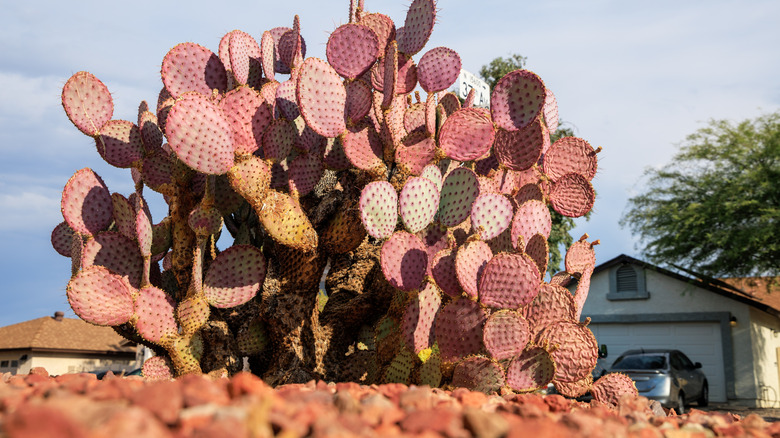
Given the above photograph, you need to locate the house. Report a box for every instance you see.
[581,254,780,408]
[0,312,139,376]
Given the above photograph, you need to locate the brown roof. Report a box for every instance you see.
[0,314,136,353]
[720,277,780,314]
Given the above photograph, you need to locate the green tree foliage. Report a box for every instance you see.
[621,112,780,279]
[480,53,581,276]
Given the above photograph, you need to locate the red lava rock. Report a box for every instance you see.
[228,372,273,398]
[56,372,99,395]
[506,417,576,438]
[28,367,49,377]
[543,393,571,413]
[188,414,250,438]
[399,385,436,411]
[130,379,183,425]
[376,382,408,403]
[401,406,468,437]
[94,405,174,438]
[179,374,231,407]
[453,387,489,408]
[463,406,510,438]
[3,403,89,438]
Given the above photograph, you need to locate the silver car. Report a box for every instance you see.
[609,349,708,414]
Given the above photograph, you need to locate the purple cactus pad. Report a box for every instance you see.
[417,47,461,93]
[399,176,440,234]
[327,23,380,80]
[161,42,227,98]
[455,240,493,300]
[470,193,514,240]
[438,108,495,161]
[380,231,428,292]
[204,244,267,308]
[478,253,541,309]
[297,57,348,138]
[490,70,545,131]
[61,71,113,136]
[434,298,488,362]
[61,168,113,236]
[66,266,135,327]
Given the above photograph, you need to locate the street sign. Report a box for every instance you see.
[452,69,490,108]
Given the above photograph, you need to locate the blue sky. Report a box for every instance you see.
[1,0,778,327]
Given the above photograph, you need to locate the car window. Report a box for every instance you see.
[612,354,666,370]
[669,352,684,370]
[678,352,695,369]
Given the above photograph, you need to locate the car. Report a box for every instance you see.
[609,349,708,414]
[89,368,142,379]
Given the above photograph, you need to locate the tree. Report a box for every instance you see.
[621,112,780,280]
[480,54,581,276]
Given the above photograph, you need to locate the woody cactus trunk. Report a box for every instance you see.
[52,0,634,401]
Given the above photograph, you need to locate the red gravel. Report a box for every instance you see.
[1,368,778,437]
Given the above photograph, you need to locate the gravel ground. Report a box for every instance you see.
[700,404,780,423]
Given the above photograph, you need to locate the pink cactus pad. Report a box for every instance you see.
[535,320,598,383]
[142,356,173,381]
[277,25,306,73]
[490,70,546,131]
[439,108,495,161]
[493,119,548,171]
[322,137,351,170]
[395,132,436,176]
[165,93,234,175]
[417,47,461,93]
[399,176,440,234]
[220,86,273,155]
[259,31,276,83]
[510,199,552,251]
[591,373,639,407]
[327,23,380,79]
[66,266,134,326]
[397,0,436,55]
[188,206,223,236]
[81,232,144,290]
[438,92,460,117]
[431,248,460,298]
[61,71,113,136]
[359,181,398,239]
[262,118,296,163]
[110,193,135,241]
[543,137,598,182]
[51,221,75,257]
[437,167,480,227]
[228,30,263,88]
[259,81,279,112]
[345,80,373,124]
[463,88,476,109]
[565,239,596,276]
[269,27,292,73]
[135,285,178,344]
[204,244,266,308]
[506,346,556,392]
[294,120,326,155]
[523,283,577,335]
[138,110,163,153]
[515,183,544,205]
[61,168,113,236]
[135,197,153,257]
[297,57,347,138]
[452,356,505,394]
[543,87,559,135]
[478,253,541,309]
[416,222,449,276]
[93,120,144,168]
[434,298,488,362]
[275,78,300,120]
[483,310,530,360]
[343,124,384,172]
[403,102,426,134]
[141,152,173,195]
[420,164,443,191]
[549,173,595,218]
[525,234,549,276]
[470,193,513,240]
[486,228,514,255]
[288,153,324,196]
[372,50,418,97]
[455,240,492,299]
[401,283,441,354]
[358,13,396,56]
[380,231,428,292]
[161,42,227,98]
[424,93,437,136]
[554,376,594,398]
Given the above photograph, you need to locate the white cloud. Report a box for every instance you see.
[0,190,61,232]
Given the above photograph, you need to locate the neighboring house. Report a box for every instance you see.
[0,312,139,376]
[581,254,780,408]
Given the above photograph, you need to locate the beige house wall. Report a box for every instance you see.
[0,350,138,376]
[748,308,780,408]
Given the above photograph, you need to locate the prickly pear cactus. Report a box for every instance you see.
[53,0,620,397]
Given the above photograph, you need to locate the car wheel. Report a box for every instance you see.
[697,382,709,407]
[676,392,686,414]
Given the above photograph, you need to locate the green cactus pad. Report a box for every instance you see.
[397,0,436,55]
[327,23,380,80]
[505,346,556,392]
[455,240,492,300]
[434,298,487,362]
[478,252,541,309]
[66,265,135,326]
[543,88,559,135]
[395,132,437,176]
[438,108,495,162]
[416,347,442,387]
[490,69,545,131]
[380,231,428,292]
[161,42,227,98]
[82,231,144,290]
[288,153,324,196]
[165,93,234,175]
[399,176,440,234]
[61,168,113,236]
[141,356,174,381]
[358,13,395,56]
[51,221,75,257]
[383,347,415,384]
[452,355,505,394]
[61,71,113,136]
[437,167,480,228]
[483,310,531,361]
[95,119,144,168]
[135,285,178,345]
[236,317,269,356]
[220,86,273,155]
[543,137,598,182]
[256,190,318,252]
[417,47,461,93]
[470,193,514,240]
[297,57,347,138]
[375,315,402,365]
[345,80,373,125]
[510,199,552,252]
[359,181,398,239]
[228,30,263,88]
[549,173,595,218]
[401,283,441,354]
[590,372,638,407]
[535,320,598,383]
[493,120,548,171]
[431,248,460,297]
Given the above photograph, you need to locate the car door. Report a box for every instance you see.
[677,352,703,397]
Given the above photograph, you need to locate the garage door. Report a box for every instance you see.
[589,322,727,403]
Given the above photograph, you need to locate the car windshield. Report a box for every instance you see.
[612,354,667,370]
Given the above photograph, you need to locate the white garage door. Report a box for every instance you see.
[589,322,727,403]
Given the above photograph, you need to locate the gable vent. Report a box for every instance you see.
[616,265,637,292]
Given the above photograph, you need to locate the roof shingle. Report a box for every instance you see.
[0,315,135,353]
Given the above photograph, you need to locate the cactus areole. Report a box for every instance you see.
[54,0,629,400]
